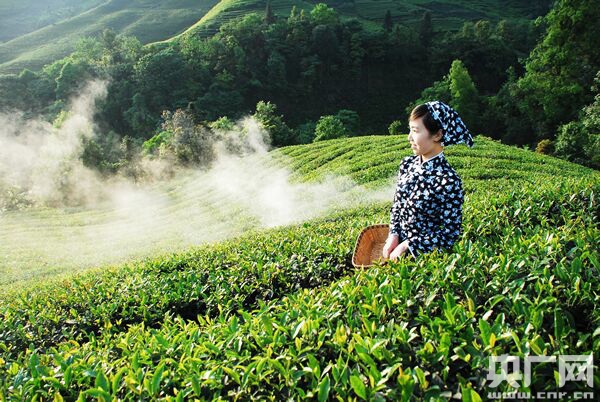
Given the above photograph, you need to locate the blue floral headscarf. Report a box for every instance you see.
[425,101,474,148]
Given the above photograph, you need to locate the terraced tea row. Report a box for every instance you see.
[1,172,597,398]
[1,135,598,399]
[0,186,597,398]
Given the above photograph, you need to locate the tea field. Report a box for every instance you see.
[0,134,598,399]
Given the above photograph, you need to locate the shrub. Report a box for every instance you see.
[155,109,216,167]
[253,101,293,147]
[294,121,317,144]
[335,109,360,136]
[142,130,173,155]
[388,120,404,136]
[554,121,589,165]
[535,139,554,155]
[314,115,348,142]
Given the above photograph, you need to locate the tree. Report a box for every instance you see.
[448,59,479,128]
[311,25,339,62]
[264,0,275,25]
[310,3,338,26]
[153,109,216,167]
[407,76,451,116]
[388,120,404,136]
[347,32,365,82]
[253,100,293,146]
[288,5,297,22]
[554,121,589,165]
[335,109,360,136]
[406,60,479,132]
[266,51,287,91]
[294,121,317,144]
[473,20,492,42]
[81,131,124,174]
[555,70,600,167]
[489,67,535,145]
[124,93,158,138]
[535,139,554,155]
[516,0,600,140]
[314,115,348,141]
[55,58,94,100]
[132,48,191,117]
[419,11,433,48]
[383,10,393,32]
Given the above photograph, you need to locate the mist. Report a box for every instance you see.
[0,80,392,286]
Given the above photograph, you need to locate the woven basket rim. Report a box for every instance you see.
[352,223,389,268]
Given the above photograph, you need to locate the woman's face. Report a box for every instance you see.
[407,117,442,156]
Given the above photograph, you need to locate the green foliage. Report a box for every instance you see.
[554,122,591,166]
[448,59,479,129]
[408,76,452,117]
[419,11,433,48]
[314,115,348,142]
[208,116,236,131]
[253,100,292,147]
[0,183,33,212]
[535,139,554,155]
[0,135,598,399]
[388,120,404,136]
[142,130,173,155]
[0,0,571,158]
[515,0,600,139]
[0,0,214,74]
[310,3,339,26]
[334,109,360,136]
[157,109,216,167]
[408,59,480,132]
[127,47,192,134]
[554,71,600,168]
[293,121,317,144]
[52,110,70,128]
[55,58,94,100]
[313,110,360,142]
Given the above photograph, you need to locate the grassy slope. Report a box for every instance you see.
[0,134,598,398]
[0,0,544,74]
[0,0,104,42]
[0,0,219,74]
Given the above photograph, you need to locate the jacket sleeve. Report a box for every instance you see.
[389,193,401,236]
[407,175,463,256]
[389,157,410,236]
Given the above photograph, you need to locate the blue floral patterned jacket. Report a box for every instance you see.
[389,151,463,257]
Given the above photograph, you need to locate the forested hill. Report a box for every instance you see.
[167,0,550,41]
[0,0,550,74]
[0,0,220,74]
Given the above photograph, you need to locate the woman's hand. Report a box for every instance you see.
[382,234,399,259]
[389,239,410,261]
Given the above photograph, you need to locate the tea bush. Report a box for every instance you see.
[0,135,598,399]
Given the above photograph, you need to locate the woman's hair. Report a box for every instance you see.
[409,104,442,140]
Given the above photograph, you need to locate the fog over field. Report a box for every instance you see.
[0,80,392,285]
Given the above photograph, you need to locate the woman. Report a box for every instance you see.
[382,101,474,260]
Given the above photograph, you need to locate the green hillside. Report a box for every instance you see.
[167,0,547,42]
[0,0,549,74]
[0,0,219,74]
[0,0,104,43]
[0,135,598,398]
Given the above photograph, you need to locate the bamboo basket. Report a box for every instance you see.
[352,224,390,268]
